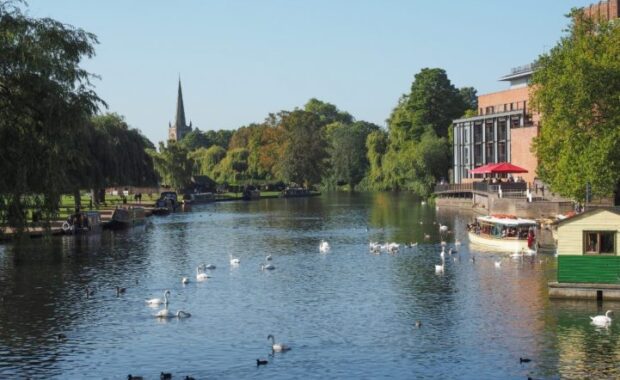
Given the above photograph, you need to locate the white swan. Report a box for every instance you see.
[590,310,613,327]
[261,263,275,270]
[181,277,190,284]
[146,290,170,306]
[154,309,192,319]
[387,242,399,253]
[439,224,448,233]
[435,257,445,273]
[319,240,330,253]
[440,250,445,260]
[196,266,210,281]
[494,260,502,268]
[230,255,240,265]
[267,334,291,352]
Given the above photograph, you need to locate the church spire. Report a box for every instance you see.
[175,78,187,131]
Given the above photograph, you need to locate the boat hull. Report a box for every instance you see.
[468,231,530,252]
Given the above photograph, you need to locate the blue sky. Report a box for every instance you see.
[27,0,593,145]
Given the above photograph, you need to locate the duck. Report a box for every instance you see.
[230,254,241,265]
[256,358,269,366]
[266,254,273,261]
[155,309,191,319]
[116,286,126,296]
[196,266,210,281]
[146,290,170,306]
[268,334,291,352]
[160,372,172,380]
[85,287,95,298]
[184,376,196,380]
[414,320,422,328]
[590,310,613,327]
[520,357,532,363]
[181,277,190,284]
[424,234,431,240]
[204,263,216,270]
[319,240,330,253]
[128,375,144,380]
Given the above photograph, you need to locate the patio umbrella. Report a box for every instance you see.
[469,163,501,174]
[488,162,528,174]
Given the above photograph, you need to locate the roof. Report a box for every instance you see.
[477,215,537,226]
[555,207,620,227]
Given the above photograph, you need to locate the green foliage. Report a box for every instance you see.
[179,128,233,151]
[531,11,620,201]
[279,110,327,186]
[459,87,478,112]
[304,98,353,125]
[189,145,226,177]
[149,142,193,191]
[215,148,250,183]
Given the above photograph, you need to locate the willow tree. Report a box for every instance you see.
[0,1,103,229]
[532,10,620,202]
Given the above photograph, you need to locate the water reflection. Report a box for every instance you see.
[0,193,617,378]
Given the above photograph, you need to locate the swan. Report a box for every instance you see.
[369,242,381,253]
[267,334,291,352]
[261,263,275,270]
[146,290,170,306]
[319,240,330,253]
[424,234,431,240]
[494,260,502,268]
[435,257,445,273]
[155,309,192,319]
[387,242,399,252]
[181,277,190,284]
[440,250,445,259]
[439,224,448,232]
[196,266,210,281]
[230,255,240,265]
[266,255,273,261]
[590,310,613,327]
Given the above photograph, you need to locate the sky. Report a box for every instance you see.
[26,0,594,145]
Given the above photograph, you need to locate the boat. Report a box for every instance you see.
[467,214,537,252]
[152,191,180,215]
[61,211,102,234]
[280,187,320,198]
[106,207,146,229]
[186,192,215,205]
[242,186,260,201]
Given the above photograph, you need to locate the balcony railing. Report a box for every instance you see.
[435,182,527,195]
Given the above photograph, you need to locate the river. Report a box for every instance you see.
[0,192,618,379]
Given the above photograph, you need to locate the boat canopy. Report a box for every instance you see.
[477,215,537,226]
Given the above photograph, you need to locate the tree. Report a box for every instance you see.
[278,110,327,186]
[531,11,620,201]
[459,87,478,113]
[326,121,380,189]
[149,142,193,191]
[189,145,226,177]
[304,98,353,125]
[0,0,103,228]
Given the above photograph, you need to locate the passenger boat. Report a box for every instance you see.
[106,207,146,229]
[467,214,537,252]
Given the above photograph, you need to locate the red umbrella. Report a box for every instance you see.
[469,163,500,174]
[489,162,528,174]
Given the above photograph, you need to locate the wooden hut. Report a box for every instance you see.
[549,208,620,300]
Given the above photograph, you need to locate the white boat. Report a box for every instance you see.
[467,215,537,252]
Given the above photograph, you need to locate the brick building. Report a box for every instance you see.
[452,64,539,184]
[582,0,619,22]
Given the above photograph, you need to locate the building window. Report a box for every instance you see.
[485,143,495,164]
[474,144,483,166]
[474,122,483,143]
[485,122,494,140]
[498,119,507,141]
[498,142,506,162]
[584,231,616,255]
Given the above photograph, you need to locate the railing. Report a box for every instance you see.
[435,182,527,195]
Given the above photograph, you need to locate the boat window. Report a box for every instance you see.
[584,231,616,255]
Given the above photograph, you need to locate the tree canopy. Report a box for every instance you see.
[531,11,620,201]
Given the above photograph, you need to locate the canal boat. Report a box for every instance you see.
[152,191,180,215]
[106,207,146,229]
[61,211,102,234]
[468,214,537,252]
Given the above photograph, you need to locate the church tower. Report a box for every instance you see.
[168,78,192,141]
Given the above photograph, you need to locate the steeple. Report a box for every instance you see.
[168,77,192,141]
[175,78,187,131]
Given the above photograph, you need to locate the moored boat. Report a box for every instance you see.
[106,207,146,229]
[468,214,537,252]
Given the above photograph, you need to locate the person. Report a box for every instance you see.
[527,228,535,249]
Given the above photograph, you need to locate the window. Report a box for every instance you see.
[584,231,616,254]
[498,119,507,141]
[498,142,506,162]
[485,121,494,141]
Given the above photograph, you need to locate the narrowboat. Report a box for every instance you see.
[106,207,146,229]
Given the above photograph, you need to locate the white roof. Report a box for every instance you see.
[477,215,537,226]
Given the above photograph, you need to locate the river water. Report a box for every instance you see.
[0,193,618,379]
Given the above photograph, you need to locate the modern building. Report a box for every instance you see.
[549,207,620,300]
[168,79,192,142]
[452,64,539,184]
